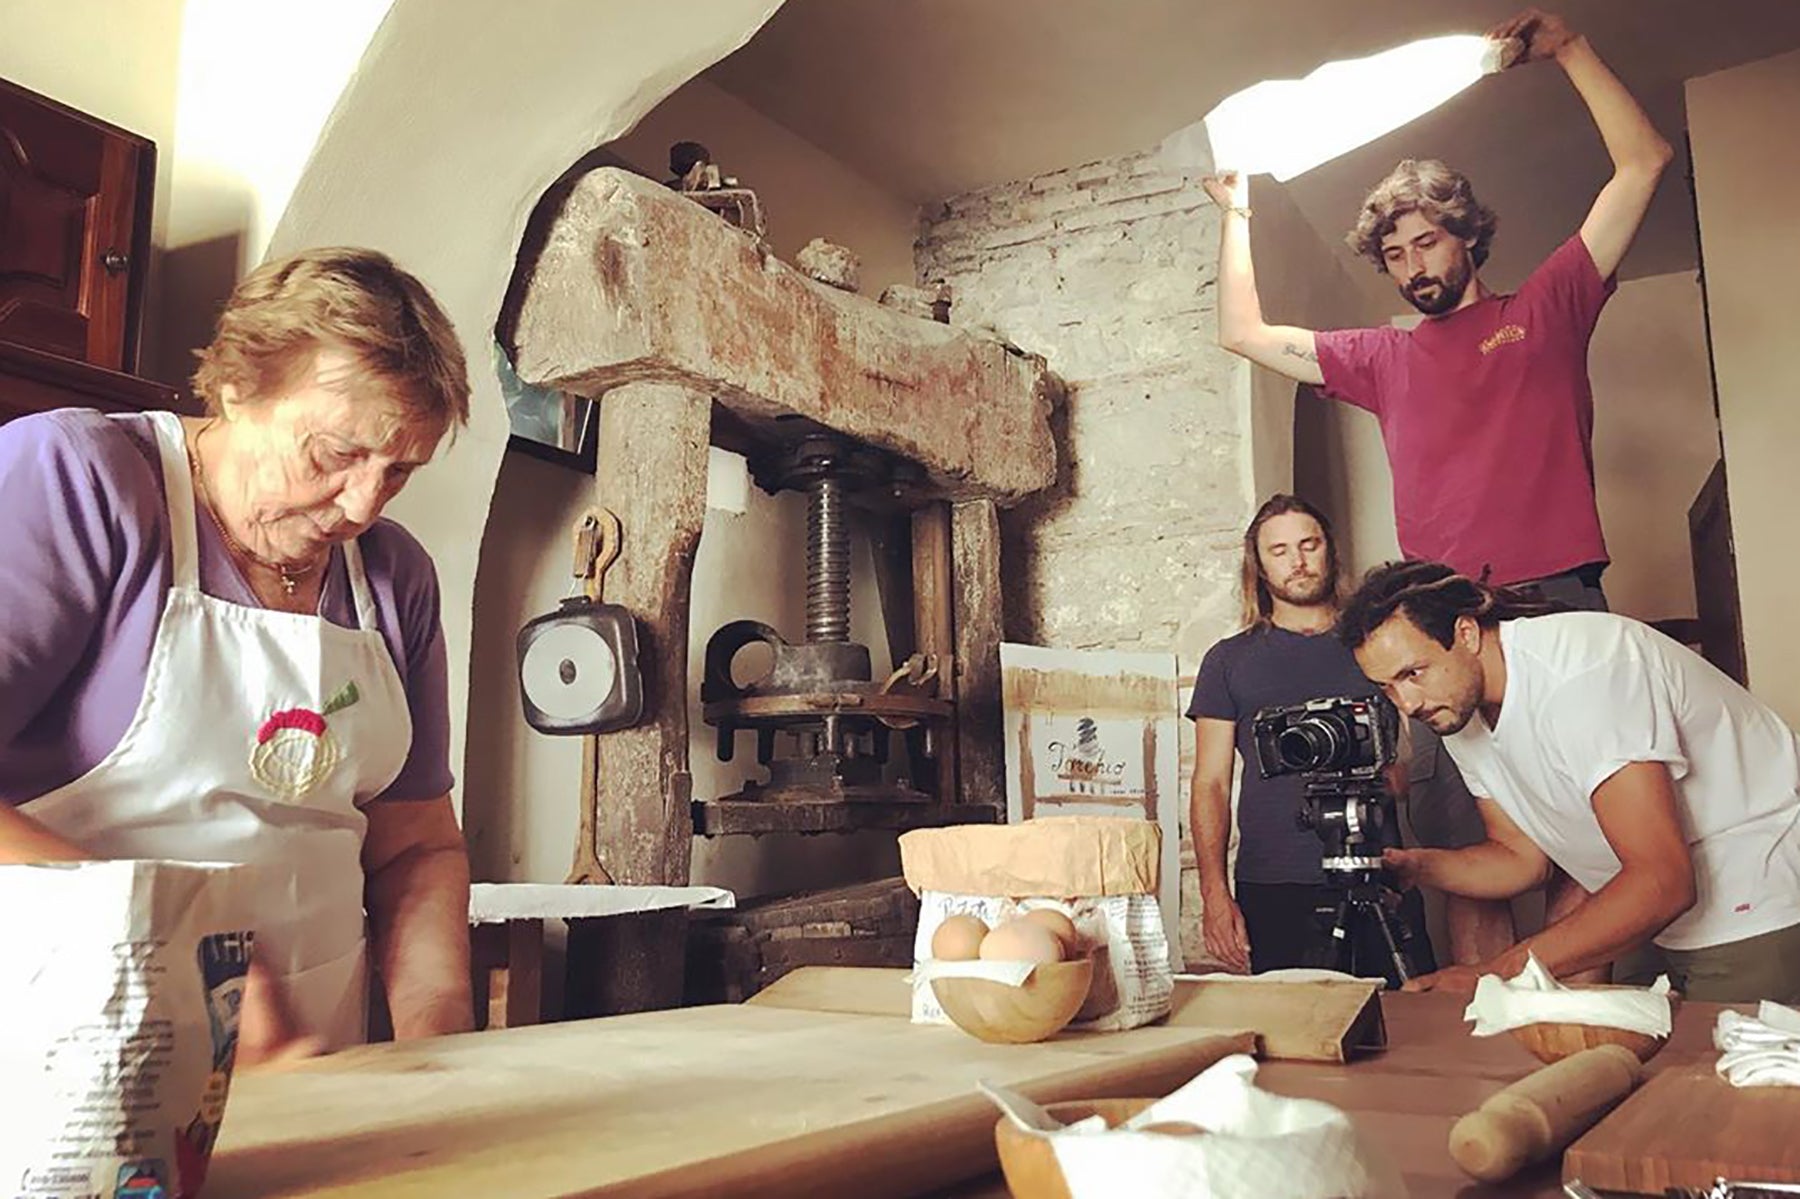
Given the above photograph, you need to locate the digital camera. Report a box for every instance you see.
[1252,694,1398,781]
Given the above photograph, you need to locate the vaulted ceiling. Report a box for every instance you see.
[707,0,1800,304]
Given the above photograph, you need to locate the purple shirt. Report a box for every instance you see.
[0,409,454,804]
[1314,235,1616,587]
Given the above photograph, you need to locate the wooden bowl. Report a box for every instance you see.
[931,958,1095,1044]
[994,1098,1159,1199]
[1508,986,1683,1064]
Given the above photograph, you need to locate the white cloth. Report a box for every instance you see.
[1444,614,1800,950]
[23,412,411,1051]
[1714,1001,1800,1087]
[1195,35,1509,182]
[467,882,734,923]
[1463,954,1672,1037]
[985,1055,1405,1199]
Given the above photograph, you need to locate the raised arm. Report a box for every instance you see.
[1489,9,1674,278]
[1202,171,1325,386]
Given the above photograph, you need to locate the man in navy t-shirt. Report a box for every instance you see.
[1200,9,1673,608]
[1189,494,1454,981]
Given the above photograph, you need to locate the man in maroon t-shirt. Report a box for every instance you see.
[1202,8,1673,607]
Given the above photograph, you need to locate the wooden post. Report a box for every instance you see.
[471,919,544,1030]
[950,499,1004,810]
[912,502,957,804]
[586,381,710,887]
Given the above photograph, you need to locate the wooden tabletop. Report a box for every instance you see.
[939,986,1737,1199]
[207,968,1735,1199]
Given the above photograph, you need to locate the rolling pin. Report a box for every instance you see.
[1449,1043,1644,1182]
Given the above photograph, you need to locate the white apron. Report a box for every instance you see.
[24,412,412,1050]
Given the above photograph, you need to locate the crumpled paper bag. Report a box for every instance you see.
[0,860,258,1199]
[983,1054,1406,1199]
[1464,954,1672,1037]
[1715,1001,1800,1087]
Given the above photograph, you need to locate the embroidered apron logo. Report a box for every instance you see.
[251,681,360,798]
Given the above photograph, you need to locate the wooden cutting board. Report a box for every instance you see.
[204,1002,1253,1199]
[1563,1065,1800,1193]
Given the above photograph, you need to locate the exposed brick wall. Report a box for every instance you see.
[917,149,1260,968]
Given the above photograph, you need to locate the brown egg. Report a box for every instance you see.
[978,917,1066,965]
[930,914,991,962]
[1020,907,1081,954]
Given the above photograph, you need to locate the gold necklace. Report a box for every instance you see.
[189,422,321,599]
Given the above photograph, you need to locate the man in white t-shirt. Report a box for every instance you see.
[1337,560,1800,1002]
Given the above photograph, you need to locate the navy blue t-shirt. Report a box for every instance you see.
[1187,624,1390,886]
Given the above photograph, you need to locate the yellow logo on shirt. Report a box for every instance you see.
[1479,324,1527,355]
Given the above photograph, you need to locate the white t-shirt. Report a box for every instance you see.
[1444,613,1800,950]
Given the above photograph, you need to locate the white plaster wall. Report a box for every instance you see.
[155,0,396,383]
[608,78,918,296]
[1688,48,1800,726]
[261,0,788,830]
[1589,271,1720,622]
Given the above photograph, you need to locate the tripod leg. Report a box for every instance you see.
[1370,899,1414,985]
[1324,894,1357,974]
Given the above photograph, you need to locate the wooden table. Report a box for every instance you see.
[207,968,1736,1198]
[938,985,1736,1198]
[204,982,1251,1198]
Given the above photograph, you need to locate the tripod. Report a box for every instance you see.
[1316,872,1426,987]
[1300,775,1429,988]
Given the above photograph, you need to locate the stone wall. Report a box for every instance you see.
[916,149,1260,967]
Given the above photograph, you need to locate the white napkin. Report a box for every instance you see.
[910,958,1038,988]
[1462,954,1673,1037]
[1714,1001,1800,1087]
[1178,967,1387,988]
[982,1055,1406,1199]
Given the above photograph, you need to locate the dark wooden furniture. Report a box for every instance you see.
[0,75,182,417]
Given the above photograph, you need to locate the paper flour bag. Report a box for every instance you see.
[0,860,259,1199]
[902,817,1173,1031]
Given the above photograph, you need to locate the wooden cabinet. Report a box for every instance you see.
[0,75,179,417]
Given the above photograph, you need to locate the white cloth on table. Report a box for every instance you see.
[1715,1001,1800,1087]
[983,1054,1406,1199]
[1463,953,1672,1037]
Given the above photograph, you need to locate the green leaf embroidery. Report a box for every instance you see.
[322,680,361,716]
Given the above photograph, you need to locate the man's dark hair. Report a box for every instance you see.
[1338,560,1568,652]
[1347,158,1499,271]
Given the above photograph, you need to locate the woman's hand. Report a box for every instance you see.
[235,956,324,1070]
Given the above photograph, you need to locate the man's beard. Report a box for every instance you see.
[1268,572,1332,608]
[1401,254,1473,316]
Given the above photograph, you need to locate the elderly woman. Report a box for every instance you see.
[0,247,474,1057]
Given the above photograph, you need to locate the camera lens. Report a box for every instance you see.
[1277,716,1347,772]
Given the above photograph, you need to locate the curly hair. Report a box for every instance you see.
[1346,159,1499,272]
[193,247,470,435]
[1337,560,1566,652]
[1239,493,1345,630]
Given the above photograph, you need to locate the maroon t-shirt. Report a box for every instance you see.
[1314,235,1616,586]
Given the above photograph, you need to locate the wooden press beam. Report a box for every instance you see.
[585,381,710,887]
[912,503,957,803]
[950,499,1005,809]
